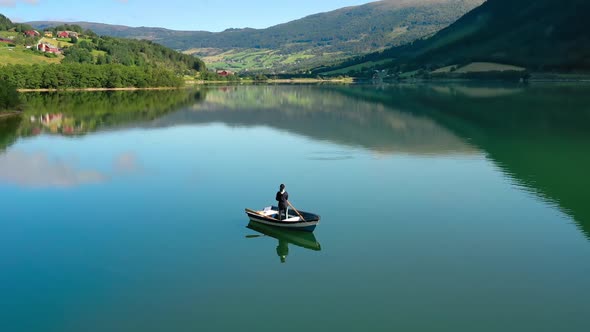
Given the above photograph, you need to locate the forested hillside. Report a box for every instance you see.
[315,0,590,76]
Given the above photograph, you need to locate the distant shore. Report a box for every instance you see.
[185,78,354,85]
[16,78,354,92]
[17,87,181,92]
[14,76,590,94]
[0,111,21,119]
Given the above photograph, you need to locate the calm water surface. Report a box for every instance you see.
[1,84,589,332]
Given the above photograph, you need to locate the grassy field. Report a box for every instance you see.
[454,62,525,73]
[205,49,284,71]
[187,47,344,73]
[282,52,315,65]
[91,49,107,58]
[431,65,457,74]
[324,59,392,75]
[0,46,62,65]
[432,62,525,74]
[0,31,18,39]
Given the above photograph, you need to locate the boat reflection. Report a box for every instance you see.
[246,221,321,263]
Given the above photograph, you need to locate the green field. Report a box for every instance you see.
[0,46,62,65]
[324,59,393,75]
[0,31,18,39]
[189,48,345,73]
[91,49,107,58]
[454,62,525,73]
[204,49,283,71]
[431,62,525,75]
[42,37,72,48]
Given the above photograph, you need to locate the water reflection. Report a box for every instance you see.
[17,90,204,137]
[2,84,589,239]
[247,221,321,263]
[333,83,590,239]
[0,115,21,152]
[151,86,477,156]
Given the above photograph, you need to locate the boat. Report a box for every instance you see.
[245,206,320,232]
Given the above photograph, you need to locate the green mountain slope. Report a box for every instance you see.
[316,0,590,75]
[27,0,484,72]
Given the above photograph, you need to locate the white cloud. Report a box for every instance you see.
[0,0,39,8]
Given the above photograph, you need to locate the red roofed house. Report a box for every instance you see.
[216,70,234,77]
[37,43,61,55]
[57,31,78,38]
[24,30,40,37]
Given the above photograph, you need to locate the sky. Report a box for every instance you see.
[1,0,376,31]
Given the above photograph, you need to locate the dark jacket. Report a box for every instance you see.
[276,191,289,208]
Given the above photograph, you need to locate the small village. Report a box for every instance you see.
[0,28,80,55]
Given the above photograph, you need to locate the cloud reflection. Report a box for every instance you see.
[114,152,141,174]
[0,151,142,188]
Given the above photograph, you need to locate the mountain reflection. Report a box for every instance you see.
[334,83,590,239]
[150,86,477,156]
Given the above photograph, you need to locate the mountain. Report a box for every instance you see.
[316,0,590,76]
[27,0,484,72]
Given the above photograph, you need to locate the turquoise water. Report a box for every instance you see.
[1,85,589,331]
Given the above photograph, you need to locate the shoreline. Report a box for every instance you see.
[186,78,354,85]
[17,79,353,92]
[17,87,182,92]
[13,77,590,93]
[0,111,22,119]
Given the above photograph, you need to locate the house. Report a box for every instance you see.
[57,31,78,38]
[216,70,234,77]
[37,42,61,54]
[24,30,40,37]
[0,37,13,44]
[44,31,53,38]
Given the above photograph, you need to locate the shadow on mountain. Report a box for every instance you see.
[332,83,590,239]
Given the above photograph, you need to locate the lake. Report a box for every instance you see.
[1,84,590,332]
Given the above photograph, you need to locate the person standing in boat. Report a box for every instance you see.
[276,184,289,220]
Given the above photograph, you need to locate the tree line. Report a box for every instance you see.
[0,64,184,89]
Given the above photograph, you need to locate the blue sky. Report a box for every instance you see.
[1,0,375,31]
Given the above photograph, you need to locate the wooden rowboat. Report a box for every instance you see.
[245,206,320,232]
